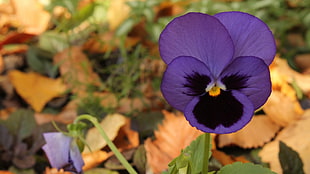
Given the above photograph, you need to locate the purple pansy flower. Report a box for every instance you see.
[160,12,276,134]
[42,132,84,173]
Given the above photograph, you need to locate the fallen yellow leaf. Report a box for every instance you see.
[263,57,305,126]
[144,110,204,173]
[83,113,127,153]
[264,91,304,127]
[260,109,310,174]
[107,0,132,30]
[11,0,50,34]
[8,70,67,112]
[271,56,310,95]
[217,115,281,148]
[54,46,101,95]
[82,150,112,171]
[114,118,140,150]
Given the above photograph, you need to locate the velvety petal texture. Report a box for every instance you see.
[184,90,254,133]
[159,11,276,134]
[161,56,213,111]
[42,132,84,173]
[159,12,234,76]
[214,11,276,65]
[219,56,271,110]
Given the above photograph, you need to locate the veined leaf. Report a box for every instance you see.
[279,141,305,174]
[168,133,212,174]
[217,162,276,174]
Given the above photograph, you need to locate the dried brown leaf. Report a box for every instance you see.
[11,0,50,34]
[217,115,281,148]
[54,46,101,95]
[0,172,14,174]
[264,91,304,127]
[263,58,305,126]
[34,101,78,125]
[8,70,67,112]
[107,0,131,30]
[44,168,72,174]
[259,109,310,173]
[144,110,203,173]
[114,119,139,151]
[212,149,250,166]
[82,150,112,171]
[83,113,126,153]
[271,56,310,94]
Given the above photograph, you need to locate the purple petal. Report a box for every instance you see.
[161,56,214,111]
[70,141,85,172]
[220,56,271,110]
[42,132,84,172]
[42,133,71,169]
[214,11,276,65]
[184,90,254,134]
[159,12,234,76]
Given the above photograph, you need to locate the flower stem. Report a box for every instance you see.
[75,114,138,174]
[202,133,211,174]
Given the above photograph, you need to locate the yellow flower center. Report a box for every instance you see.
[208,86,221,97]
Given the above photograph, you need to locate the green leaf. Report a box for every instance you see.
[58,2,96,31]
[133,145,147,174]
[217,162,276,174]
[168,133,212,174]
[84,168,119,174]
[4,109,36,141]
[279,141,305,174]
[38,31,69,53]
[116,18,137,36]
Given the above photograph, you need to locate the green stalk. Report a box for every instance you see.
[202,133,211,174]
[75,114,138,174]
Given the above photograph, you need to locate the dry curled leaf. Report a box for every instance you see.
[113,118,139,151]
[263,58,305,126]
[82,150,112,171]
[144,110,203,173]
[212,149,250,166]
[8,70,67,112]
[83,113,126,153]
[0,171,14,174]
[217,115,281,148]
[34,100,78,125]
[263,91,304,127]
[259,109,310,174]
[44,168,72,174]
[107,0,131,30]
[11,0,50,34]
[272,56,310,95]
[54,46,101,95]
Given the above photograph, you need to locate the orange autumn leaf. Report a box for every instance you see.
[82,150,112,171]
[271,56,310,95]
[107,0,132,30]
[83,113,127,153]
[260,109,310,174]
[8,70,67,112]
[11,0,50,34]
[212,149,250,166]
[0,171,14,174]
[144,110,203,173]
[44,168,72,174]
[114,118,140,150]
[34,100,78,125]
[54,46,101,95]
[263,91,304,127]
[217,116,281,148]
[263,57,305,126]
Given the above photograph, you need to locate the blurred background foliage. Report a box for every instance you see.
[0,0,310,172]
[35,0,310,100]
